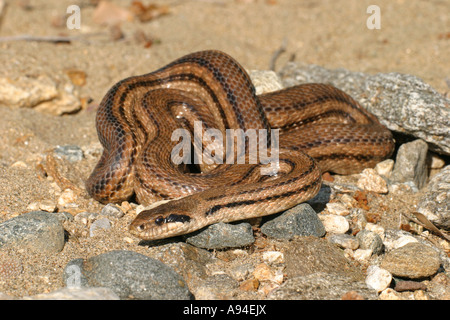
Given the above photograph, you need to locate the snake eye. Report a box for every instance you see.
[155,216,165,225]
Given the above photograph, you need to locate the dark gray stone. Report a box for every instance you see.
[0,211,65,253]
[63,250,193,300]
[185,222,255,249]
[261,203,325,239]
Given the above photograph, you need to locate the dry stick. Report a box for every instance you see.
[0,33,106,44]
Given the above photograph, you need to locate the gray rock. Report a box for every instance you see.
[380,242,441,279]
[390,139,429,189]
[89,217,111,237]
[356,230,384,255]
[185,222,254,249]
[268,272,377,300]
[261,203,325,239]
[279,63,450,155]
[54,145,84,162]
[100,203,124,218]
[0,211,65,253]
[327,233,359,250]
[63,250,193,300]
[418,165,450,230]
[25,287,120,300]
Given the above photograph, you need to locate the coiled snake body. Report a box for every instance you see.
[86,50,394,240]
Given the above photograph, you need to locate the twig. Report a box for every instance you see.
[0,33,106,44]
[269,38,287,71]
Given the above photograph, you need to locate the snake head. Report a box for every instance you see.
[129,199,196,240]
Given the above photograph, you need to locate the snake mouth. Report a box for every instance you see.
[129,211,195,240]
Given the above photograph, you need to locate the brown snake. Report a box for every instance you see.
[86,50,394,240]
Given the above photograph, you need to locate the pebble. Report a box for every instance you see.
[380,242,440,279]
[357,168,388,194]
[100,203,125,218]
[0,211,65,254]
[318,214,349,234]
[365,265,392,292]
[185,222,254,249]
[327,234,359,250]
[54,145,84,162]
[57,189,78,208]
[261,203,325,239]
[364,223,385,241]
[63,250,193,300]
[390,139,429,189]
[89,217,111,237]
[74,211,99,225]
[325,202,349,216]
[374,159,394,177]
[355,230,384,255]
[261,251,284,264]
[394,280,427,292]
[351,249,373,263]
[27,199,57,212]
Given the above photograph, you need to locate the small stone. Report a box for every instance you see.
[261,251,284,264]
[352,249,373,262]
[390,139,429,189]
[54,145,84,162]
[239,278,259,292]
[253,263,283,284]
[319,214,349,234]
[374,159,395,177]
[185,222,254,249]
[357,168,388,194]
[0,211,65,254]
[327,234,359,250]
[326,202,350,216]
[379,288,403,300]
[74,212,98,225]
[356,230,384,255]
[249,70,283,94]
[100,203,124,218]
[365,265,392,292]
[380,242,440,279]
[364,223,385,241]
[57,189,78,208]
[261,203,325,239]
[229,263,254,281]
[394,280,427,292]
[89,217,111,237]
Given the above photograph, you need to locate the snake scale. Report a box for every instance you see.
[86,50,394,240]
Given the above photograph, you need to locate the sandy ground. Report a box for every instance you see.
[0,0,448,298]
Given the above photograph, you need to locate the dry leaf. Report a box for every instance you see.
[92,0,132,26]
[129,1,170,22]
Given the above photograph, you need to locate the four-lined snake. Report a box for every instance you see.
[85,50,394,240]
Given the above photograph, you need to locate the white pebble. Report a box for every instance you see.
[318,214,349,234]
[365,223,385,240]
[261,251,284,264]
[352,249,373,262]
[325,202,349,216]
[375,159,394,177]
[357,168,388,194]
[365,265,392,292]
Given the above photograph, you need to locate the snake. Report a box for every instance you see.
[85,50,394,240]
